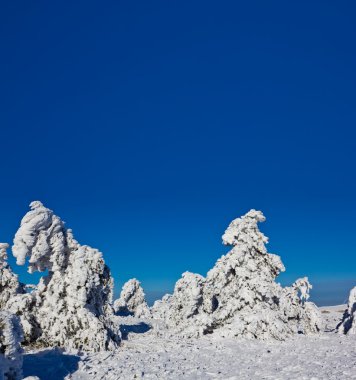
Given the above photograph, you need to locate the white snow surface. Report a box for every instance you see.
[20,307,356,380]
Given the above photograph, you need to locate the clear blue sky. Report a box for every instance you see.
[0,1,355,305]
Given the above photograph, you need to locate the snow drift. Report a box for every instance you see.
[152,209,321,340]
[6,201,120,352]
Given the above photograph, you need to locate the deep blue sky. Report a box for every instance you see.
[0,1,355,305]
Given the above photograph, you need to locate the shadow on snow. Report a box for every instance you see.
[22,323,152,378]
[23,348,80,380]
[120,322,151,340]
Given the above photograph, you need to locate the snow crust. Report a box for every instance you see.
[7,201,121,352]
[339,286,356,335]
[114,279,150,318]
[151,210,322,339]
[0,311,23,380]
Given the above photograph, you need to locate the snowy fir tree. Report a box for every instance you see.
[6,201,120,352]
[152,209,321,340]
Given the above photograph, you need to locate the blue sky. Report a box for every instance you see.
[0,1,355,305]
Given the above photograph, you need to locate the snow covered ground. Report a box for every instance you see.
[21,305,356,380]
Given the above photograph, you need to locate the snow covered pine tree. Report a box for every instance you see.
[7,201,120,352]
[152,209,321,340]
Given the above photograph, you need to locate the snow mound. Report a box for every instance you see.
[152,209,322,340]
[114,279,150,318]
[339,286,356,334]
[8,201,121,352]
[0,311,23,380]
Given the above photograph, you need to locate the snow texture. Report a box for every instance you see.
[8,201,121,352]
[11,307,354,380]
[114,279,150,318]
[152,209,322,340]
[66,307,355,380]
[339,286,356,335]
[0,311,23,380]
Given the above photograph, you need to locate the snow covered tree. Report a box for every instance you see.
[0,311,23,380]
[338,286,356,335]
[283,278,321,335]
[8,201,120,352]
[0,244,24,310]
[114,279,150,318]
[152,209,321,340]
[151,272,208,336]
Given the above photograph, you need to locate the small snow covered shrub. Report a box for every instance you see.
[339,286,356,334]
[151,272,207,336]
[152,209,321,340]
[0,311,23,380]
[114,279,150,317]
[8,201,120,352]
[283,278,321,335]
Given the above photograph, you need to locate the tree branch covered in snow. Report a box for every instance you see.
[292,277,312,304]
[12,201,68,274]
[152,209,322,340]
